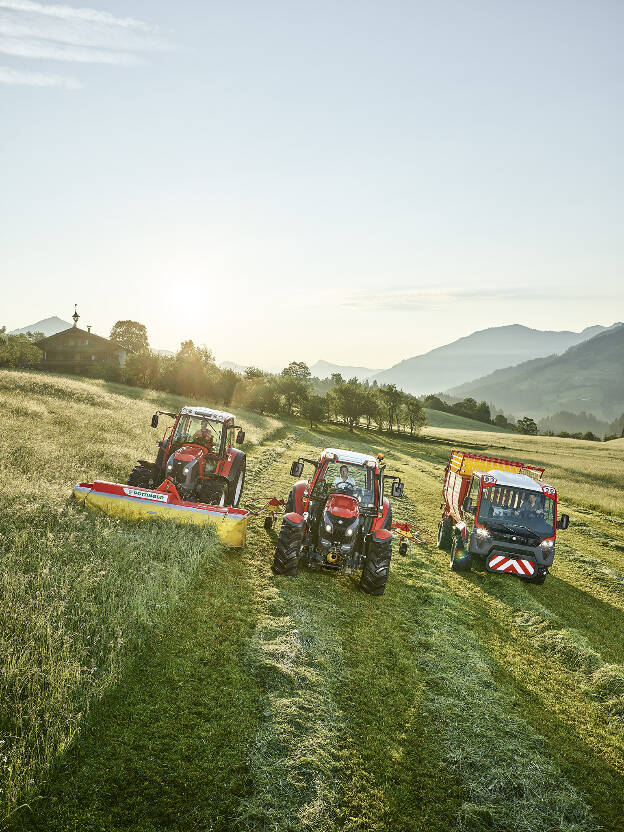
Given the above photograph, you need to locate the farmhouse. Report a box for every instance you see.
[38,307,129,374]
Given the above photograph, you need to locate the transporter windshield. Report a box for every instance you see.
[312,462,376,510]
[478,486,554,538]
[172,415,222,452]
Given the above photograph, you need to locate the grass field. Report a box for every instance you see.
[1,369,624,831]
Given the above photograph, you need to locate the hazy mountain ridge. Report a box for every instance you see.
[371,324,612,395]
[450,324,624,420]
[310,360,380,381]
[10,317,71,337]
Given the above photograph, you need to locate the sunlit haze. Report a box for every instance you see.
[1,1,622,369]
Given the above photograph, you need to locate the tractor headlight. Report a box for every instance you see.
[345,527,353,537]
[476,527,490,539]
[325,523,332,534]
[540,539,554,548]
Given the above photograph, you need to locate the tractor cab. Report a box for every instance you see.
[128,405,247,507]
[273,447,405,594]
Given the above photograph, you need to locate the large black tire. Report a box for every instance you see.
[272,523,302,576]
[450,535,472,572]
[127,464,157,489]
[199,480,227,507]
[285,491,294,513]
[229,459,246,507]
[360,537,392,596]
[523,570,547,586]
[382,503,393,531]
[437,516,453,552]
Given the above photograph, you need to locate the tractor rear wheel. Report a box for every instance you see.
[127,465,157,489]
[229,460,246,507]
[272,523,301,576]
[360,537,392,596]
[450,535,471,572]
[437,516,453,551]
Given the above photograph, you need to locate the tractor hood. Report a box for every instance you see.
[326,493,359,520]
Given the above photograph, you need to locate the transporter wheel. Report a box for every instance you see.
[127,465,157,489]
[523,571,547,586]
[360,538,392,596]
[229,459,246,507]
[399,541,408,556]
[437,516,453,552]
[450,535,472,572]
[264,516,274,531]
[272,523,302,576]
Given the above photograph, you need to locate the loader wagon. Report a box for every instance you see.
[437,450,569,585]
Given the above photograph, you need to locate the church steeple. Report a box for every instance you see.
[72,304,79,328]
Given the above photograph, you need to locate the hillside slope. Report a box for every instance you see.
[372,324,612,395]
[450,324,624,420]
[2,369,624,832]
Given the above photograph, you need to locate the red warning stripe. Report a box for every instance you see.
[488,554,535,576]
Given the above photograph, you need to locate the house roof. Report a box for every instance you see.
[38,326,128,350]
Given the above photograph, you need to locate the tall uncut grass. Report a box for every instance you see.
[0,370,279,821]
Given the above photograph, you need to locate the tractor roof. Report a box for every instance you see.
[477,469,553,493]
[180,406,235,423]
[321,448,379,467]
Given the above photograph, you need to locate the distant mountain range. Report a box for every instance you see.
[10,316,71,337]
[309,360,380,381]
[450,324,624,420]
[371,324,613,395]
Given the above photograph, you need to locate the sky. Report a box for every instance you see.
[1,0,622,370]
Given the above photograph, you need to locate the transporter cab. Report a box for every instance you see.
[438,450,569,585]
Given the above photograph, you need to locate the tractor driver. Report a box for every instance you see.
[191,418,214,451]
[333,465,356,491]
[516,492,544,519]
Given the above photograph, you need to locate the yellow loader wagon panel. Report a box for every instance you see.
[449,450,545,480]
[73,480,248,547]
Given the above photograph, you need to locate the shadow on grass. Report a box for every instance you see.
[8,558,262,832]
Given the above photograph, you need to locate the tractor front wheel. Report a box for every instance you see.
[199,480,227,507]
[127,465,157,489]
[272,522,302,576]
[450,535,471,572]
[360,537,392,596]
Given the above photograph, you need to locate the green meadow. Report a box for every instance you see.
[1,369,623,831]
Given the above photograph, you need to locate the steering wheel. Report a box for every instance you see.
[334,481,355,495]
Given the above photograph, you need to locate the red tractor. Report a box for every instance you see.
[128,406,247,506]
[271,448,405,595]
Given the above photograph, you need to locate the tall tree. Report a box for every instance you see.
[110,320,149,353]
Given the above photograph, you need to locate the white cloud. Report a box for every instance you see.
[0,1,173,88]
[0,1,152,31]
[0,64,81,87]
[0,35,141,64]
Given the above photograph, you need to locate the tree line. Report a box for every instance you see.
[2,320,623,441]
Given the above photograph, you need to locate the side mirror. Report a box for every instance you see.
[557,513,569,530]
[151,413,159,428]
[290,461,304,478]
[391,481,404,498]
[462,496,474,514]
[236,429,245,444]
